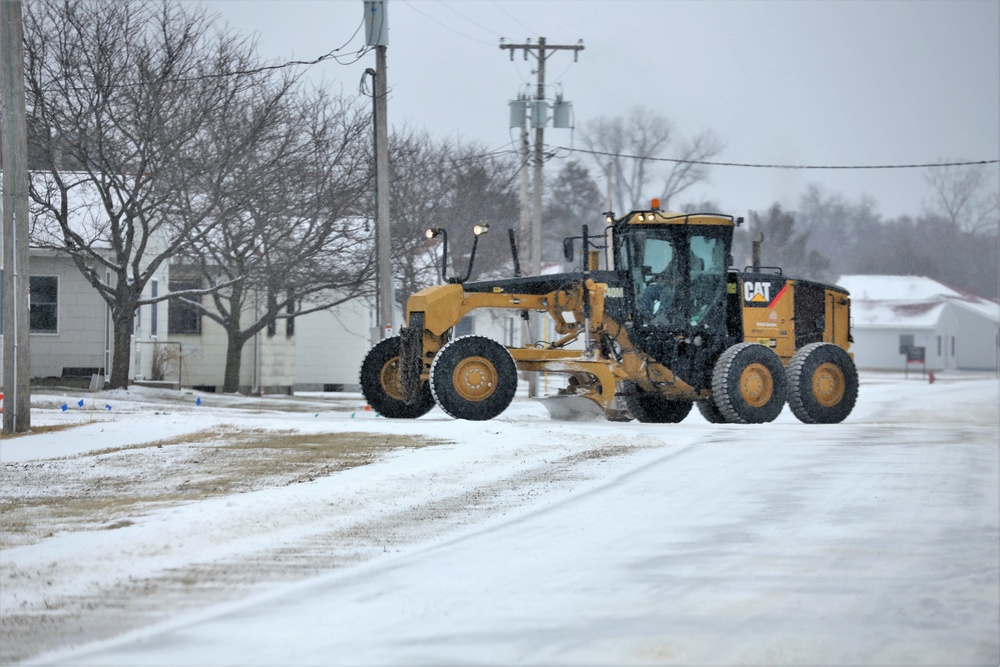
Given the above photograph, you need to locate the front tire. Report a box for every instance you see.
[711,343,787,424]
[786,342,858,423]
[359,336,436,419]
[621,381,693,423]
[430,336,518,421]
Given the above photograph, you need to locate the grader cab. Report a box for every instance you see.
[360,204,858,424]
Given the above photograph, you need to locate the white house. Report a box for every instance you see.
[2,171,379,391]
[0,246,170,385]
[293,293,377,391]
[18,248,110,378]
[2,249,372,392]
[163,277,298,393]
[837,275,1000,372]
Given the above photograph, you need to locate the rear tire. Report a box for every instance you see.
[621,381,693,423]
[359,336,436,419]
[430,336,518,421]
[711,343,787,424]
[787,342,858,423]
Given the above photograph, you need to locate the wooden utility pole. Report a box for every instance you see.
[1,0,31,433]
[500,37,583,396]
[531,37,546,281]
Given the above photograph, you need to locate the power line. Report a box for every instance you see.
[491,1,538,38]
[419,143,999,173]
[446,142,522,164]
[40,17,370,92]
[400,0,496,46]
[554,146,1000,170]
[437,1,500,39]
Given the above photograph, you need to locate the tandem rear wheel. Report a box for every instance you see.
[710,342,787,424]
[786,342,858,423]
[704,342,857,424]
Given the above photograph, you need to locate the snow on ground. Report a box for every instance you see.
[2,372,998,665]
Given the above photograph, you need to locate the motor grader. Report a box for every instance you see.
[360,203,858,424]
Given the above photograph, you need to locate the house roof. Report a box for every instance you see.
[838,275,1000,328]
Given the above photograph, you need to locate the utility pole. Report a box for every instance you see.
[518,119,530,258]
[365,1,392,341]
[517,107,530,361]
[1,0,31,433]
[501,37,583,396]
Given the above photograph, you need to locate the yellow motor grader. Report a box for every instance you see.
[360,204,857,424]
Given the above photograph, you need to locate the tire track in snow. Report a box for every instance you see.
[2,432,660,664]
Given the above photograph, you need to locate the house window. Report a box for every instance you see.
[168,280,202,334]
[286,298,295,337]
[951,336,955,357]
[937,335,942,356]
[898,334,914,354]
[455,315,475,337]
[30,275,58,334]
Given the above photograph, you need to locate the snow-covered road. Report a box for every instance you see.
[3,373,998,665]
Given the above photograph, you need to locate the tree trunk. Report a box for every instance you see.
[109,316,133,389]
[222,327,247,393]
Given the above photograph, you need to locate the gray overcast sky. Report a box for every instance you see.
[200,0,999,221]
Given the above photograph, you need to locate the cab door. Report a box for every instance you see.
[624,225,732,390]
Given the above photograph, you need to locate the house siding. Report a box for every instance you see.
[293,296,373,390]
[851,307,962,372]
[172,300,297,393]
[952,306,1000,371]
[25,254,108,378]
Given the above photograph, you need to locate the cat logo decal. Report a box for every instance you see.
[743,281,772,304]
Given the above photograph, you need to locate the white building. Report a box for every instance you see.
[838,275,1000,372]
[3,171,378,392]
[1,247,168,384]
[2,250,374,392]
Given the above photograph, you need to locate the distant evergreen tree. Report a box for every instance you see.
[542,161,603,266]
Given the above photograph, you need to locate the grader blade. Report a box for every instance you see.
[536,395,608,421]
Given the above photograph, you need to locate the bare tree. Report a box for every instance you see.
[174,89,374,392]
[739,204,832,282]
[434,143,520,282]
[23,0,262,388]
[923,162,1000,236]
[796,184,882,272]
[384,129,454,306]
[386,134,520,307]
[580,105,723,213]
